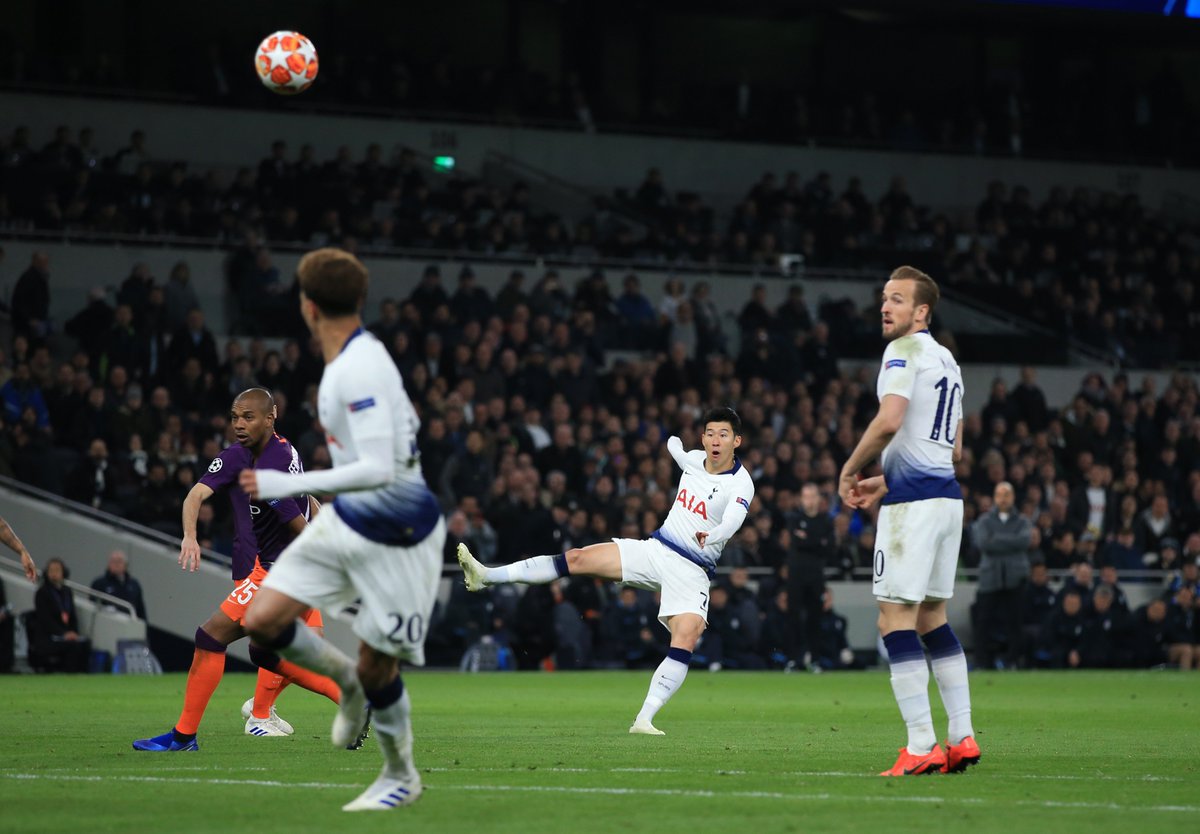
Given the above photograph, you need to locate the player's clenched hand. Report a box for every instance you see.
[20,550,37,582]
[695,531,709,548]
[853,475,888,509]
[179,536,202,572]
[838,472,861,507]
[239,469,260,499]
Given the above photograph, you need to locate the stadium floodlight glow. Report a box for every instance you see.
[433,156,456,171]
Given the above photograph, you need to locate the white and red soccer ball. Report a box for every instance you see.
[255,31,318,95]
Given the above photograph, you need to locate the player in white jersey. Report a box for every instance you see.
[838,266,980,777]
[458,406,755,735]
[240,248,446,812]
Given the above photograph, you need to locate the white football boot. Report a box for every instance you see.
[629,718,666,736]
[456,543,488,592]
[241,698,294,736]
[342,772,423,811]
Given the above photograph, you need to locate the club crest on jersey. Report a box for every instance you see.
[676,488,708,520]
[885,359,907,369]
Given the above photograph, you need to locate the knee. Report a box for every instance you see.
[673,618,706,650]
[564,548,587,571]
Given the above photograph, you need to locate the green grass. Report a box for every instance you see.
[1,670,1197,833]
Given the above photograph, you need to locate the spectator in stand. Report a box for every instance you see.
[1078,585,1132,668]
[90,549,147,620]
[1131,598,1171,668]
[1067,463,1114,543]
[1,362,50,429]
[787,482,832,667]
[32,557,92,672]
[1136,496,1178,562]
[758,588,797,669]
[167,308,219,375]
[701,584,765,671]
[1019,561,1056,666]
[598,587,661,669]
[813,587,856,670]
[1163,586,1198,669]
[12,251,52,343]
[972,481,1037,669]
[615,274,657,349]
[1039,589,1086,669]
[163,261,200,332]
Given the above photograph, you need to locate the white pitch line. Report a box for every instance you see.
[2,772,1196,814]
[30,763,1187,784]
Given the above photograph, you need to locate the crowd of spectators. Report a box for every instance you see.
[3,124,1199,364]
[2,240,1199,670]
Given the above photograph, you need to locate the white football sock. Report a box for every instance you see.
[278,620,356,689]
[636,655,689,723]
[889,657,937,755]
[931,652,975,744]
[487,555,561,585]
[373,689,417,781]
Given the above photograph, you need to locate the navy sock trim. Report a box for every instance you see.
[194,627,227,654]
[264,620,297,651]
[667,647,692,665]
[248,644,281,671]
[883,629,925,665]
[920,623,963,660]
[553,552,569,578]
[364,674,404,710]
[172,729,196,743]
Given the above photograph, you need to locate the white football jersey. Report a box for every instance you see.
[876,329,963,505]
[652,442,755,574]
[319,329,441,544]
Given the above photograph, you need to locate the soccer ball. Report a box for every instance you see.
[255,31,318,95]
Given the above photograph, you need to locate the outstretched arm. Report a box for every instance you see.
[246,434,394,499]
[0,516,36,581]
[666,435,693,470]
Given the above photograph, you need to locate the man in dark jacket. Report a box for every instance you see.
[90,549,147,620]
[12,251,51,342]
[788,483,833,666]
[971,481,1037,669]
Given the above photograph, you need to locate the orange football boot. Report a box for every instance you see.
[943,736,982,773]
[879,745,947,776]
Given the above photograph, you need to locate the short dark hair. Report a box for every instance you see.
[297,248,368,317]
[702,406,742,436]
[889,265,940,320]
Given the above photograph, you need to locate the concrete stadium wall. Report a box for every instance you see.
[2,91,1195,213]
[0,485,362,662]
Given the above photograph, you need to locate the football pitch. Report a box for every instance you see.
[1,670,1196,833]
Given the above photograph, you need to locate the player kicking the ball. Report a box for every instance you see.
[458,406,754,735]
[241,248,445,812]
[839,266,980,777]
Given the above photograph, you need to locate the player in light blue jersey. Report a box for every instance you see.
[838,266,980,777]
[240,248,445,812]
